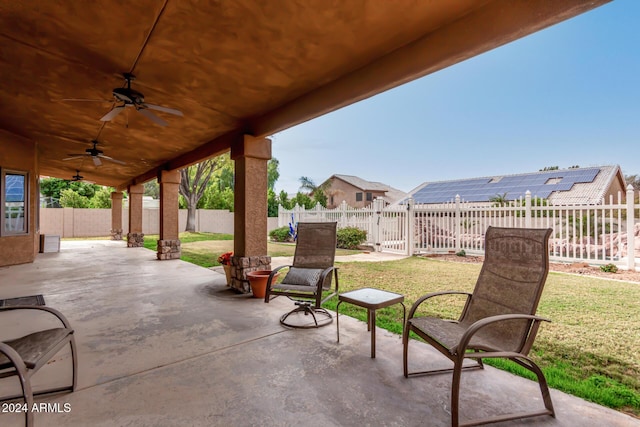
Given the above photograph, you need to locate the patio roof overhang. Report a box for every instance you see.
[0,0,610,189]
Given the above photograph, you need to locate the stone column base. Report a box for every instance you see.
[157,239,181,260]
[127,232,144,247]
[111,229,123,240]
[229,255,272,293]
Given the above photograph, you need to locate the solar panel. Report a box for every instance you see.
[410,167,602,204]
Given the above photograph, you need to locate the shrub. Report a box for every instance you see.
[336,227,367,249]
[456,249,466,257]
[269,226,293,242]
[600,263,618,273]
[59,188,90,208]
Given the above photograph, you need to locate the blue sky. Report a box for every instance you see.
[271,0,640,195]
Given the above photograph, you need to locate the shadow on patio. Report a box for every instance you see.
[0,240,637,426]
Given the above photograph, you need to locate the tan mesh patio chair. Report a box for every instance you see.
[0,305,77,427]
[403,226,554,427]
[264,222,339,328]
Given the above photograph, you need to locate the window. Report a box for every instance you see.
[355,192,363,202]
[1,169,28,235]
[366,192,373,202]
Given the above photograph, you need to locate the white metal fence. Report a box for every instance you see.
[278,186,640,270]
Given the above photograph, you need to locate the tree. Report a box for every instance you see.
[290,192,315,209]
[539,166,559,171]
[298,176,317,193]
[202,186,234,210]
[179,159,218,232]
[267,189,279,217]
[277,190,292,209]
[298,176,328,207]
[144,180,160,199]
[625,174,640,191]
[489,193,509,207]
[59,188,90,208]
[90,187,114,208]
[40,177,100,202]
[267,158,279,190]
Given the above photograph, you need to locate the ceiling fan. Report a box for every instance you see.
[63,140,126,167]
[70,170,94,183]
[64,73,183,127]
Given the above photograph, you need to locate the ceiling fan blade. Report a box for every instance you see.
[138,108,168,126]
[144,103,183,116]
[63,154,87,160]
[98,154,126,165]
[63,98,112,102]
[100,106,125,121]
[92,156,102,167]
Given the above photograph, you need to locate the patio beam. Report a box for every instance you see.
[248,0,611,138]
[116,131,244,191]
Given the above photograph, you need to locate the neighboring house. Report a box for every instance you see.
[319,174,407,208]
[404,165,627,205]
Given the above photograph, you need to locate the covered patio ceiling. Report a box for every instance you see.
[0,0,610,189]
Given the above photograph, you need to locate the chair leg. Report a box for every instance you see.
[513,357,555,418]
[15,368,34,427]
[402,325,410,378]
[451,360,462,427]
[70,334,78,391]
[280,304,332,328]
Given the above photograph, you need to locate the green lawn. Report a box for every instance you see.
[142,232,359,267]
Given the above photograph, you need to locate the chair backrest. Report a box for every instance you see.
[292,222,337,288]
[461,226,552,350]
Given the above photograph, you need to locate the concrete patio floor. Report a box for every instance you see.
[0,240,638,427]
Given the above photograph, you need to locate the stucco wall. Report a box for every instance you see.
[0,130,38,267]
[604,177,626,202]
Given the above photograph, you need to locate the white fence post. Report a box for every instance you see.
[525,190,532,228]
[372,198,384,252]
[626,185,635,271]
[455,194,461,252]
[339,200,348,228]
[407,197,415,256]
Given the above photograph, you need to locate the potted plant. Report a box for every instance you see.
[217,251,233,286]
[246,270,278,299]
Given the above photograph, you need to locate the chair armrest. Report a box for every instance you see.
[457,313,551,356]
[0,342,30,378]
[266,265,291,287]
[0,305,73,329]
[0,342,26,366]
[318,266,338,285]
[408,291,472,320]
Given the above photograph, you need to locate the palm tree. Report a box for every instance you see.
[489,192,509,207]
[298,176,317,194]
[298,176,328,207]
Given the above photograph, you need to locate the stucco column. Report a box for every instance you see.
[229,135,272,293]
[157,170,181,260]
[127,183,144,247]
[110,191,124,240]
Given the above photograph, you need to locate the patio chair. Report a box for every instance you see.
[0,305,77,427]
[403,226,554,427]
[264,222,339,328]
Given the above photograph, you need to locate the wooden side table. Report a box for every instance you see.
[336,288,405,358]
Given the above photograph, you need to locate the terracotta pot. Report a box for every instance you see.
[246,270,278,299]
[222,264,232,286]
